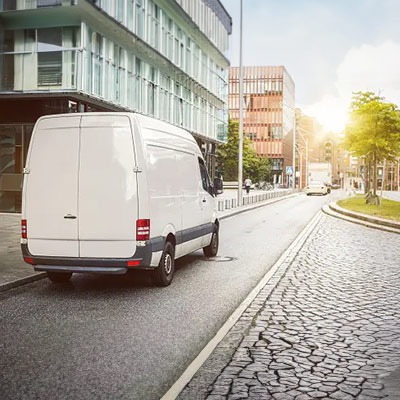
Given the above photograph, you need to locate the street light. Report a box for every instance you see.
[297,127,309,188]
[292,113,296,189]
[237,0,244,206]
[282,102,297,190]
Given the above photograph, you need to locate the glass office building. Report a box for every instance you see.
[0,0,231,212]
[229,66,295,186]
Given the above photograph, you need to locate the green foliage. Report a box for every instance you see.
[344,91,400,197]
[257,157,271,182]
[217,119,271,182]
[345,91,400,162]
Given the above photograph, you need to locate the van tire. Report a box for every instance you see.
[203,228,219,257]
[47,271,72,283]
[153,241,175,287]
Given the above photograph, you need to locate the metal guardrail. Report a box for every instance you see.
[216,189,293,213]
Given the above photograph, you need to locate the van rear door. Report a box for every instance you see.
[78,115,138,258]
[24,116,81,257]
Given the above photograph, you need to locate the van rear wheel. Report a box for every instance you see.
[47,271,72,283]
[152,241,175,287]
[203,228,219,257]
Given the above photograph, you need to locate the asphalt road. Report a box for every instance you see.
[0,192,338,400]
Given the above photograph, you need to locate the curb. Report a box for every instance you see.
[322,202,400,234]
[0,272,47,293]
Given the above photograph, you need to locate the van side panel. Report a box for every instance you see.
[146,144,181,241]
[24,116,81,257]
[175,151,204,257]
[78,115,137,258]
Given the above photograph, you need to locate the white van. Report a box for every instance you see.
[21,112,219,286]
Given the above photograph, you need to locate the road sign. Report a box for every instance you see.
[286,166,293,176]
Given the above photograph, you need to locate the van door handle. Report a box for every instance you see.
[64,214,77,219]
[202,198,207,203]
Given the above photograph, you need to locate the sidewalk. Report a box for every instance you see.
[0,213,46,292]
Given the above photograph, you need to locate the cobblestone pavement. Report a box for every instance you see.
[179,212,400,399]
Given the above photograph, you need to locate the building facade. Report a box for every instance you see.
[228,66,295,186]
[0,0,232,212]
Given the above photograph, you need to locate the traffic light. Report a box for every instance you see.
[324,142,332,162]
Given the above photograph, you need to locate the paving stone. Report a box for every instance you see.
[359,388,385,397]
[329,390,355,400]
[227,394,249,400]
[307,390,327,398]
[337,383,361,396]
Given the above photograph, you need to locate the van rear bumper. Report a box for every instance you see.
[35,265,128,274]
[21,242,155,274]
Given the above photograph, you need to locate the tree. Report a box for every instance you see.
[344,92,400,204]
[217,119,270,183]
[256,157,271,183]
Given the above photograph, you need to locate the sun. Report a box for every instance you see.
[315,107,349,133]
[303,97,349,133]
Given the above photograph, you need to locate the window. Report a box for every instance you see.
[92,32,103,96]
[198,158,211,192]
[2,0,16,10]
[37,0,62,7]
[38,52,62,86]
[147,67,156,116]
[37,28,62,86]
[135,0,144,38]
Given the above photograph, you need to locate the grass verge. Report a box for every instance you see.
[337,195,400,221]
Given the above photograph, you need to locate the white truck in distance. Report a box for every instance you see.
[308,162,332,189]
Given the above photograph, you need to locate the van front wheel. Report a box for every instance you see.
[153,241,175,287]
[203,229,219,257]
[47,271,72,283]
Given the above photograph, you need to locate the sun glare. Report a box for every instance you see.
[316,108,349,133]
[304,99,349,133]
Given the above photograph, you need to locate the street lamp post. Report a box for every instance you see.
[292,114,296,189]
[297,128,309,188]
[237,0,244,206]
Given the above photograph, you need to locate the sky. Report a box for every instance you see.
[221,0,400,132]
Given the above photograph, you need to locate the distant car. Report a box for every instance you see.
[306,180,329,196]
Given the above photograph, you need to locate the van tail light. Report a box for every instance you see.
[136,219,150,241]
[21,219,27,239]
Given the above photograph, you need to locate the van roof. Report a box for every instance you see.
[37,112,197,145]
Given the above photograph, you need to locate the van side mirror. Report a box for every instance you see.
[213,177,223,196]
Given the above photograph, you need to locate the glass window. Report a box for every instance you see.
[0,125,24,212]
[2,0,16,10]
[37,0,62,7]
[37,28,62,51]
[135,0,144,38]
[198,158,211,192]
[116,0,124,22]
[38,52,62,86]
[2,30,15,52]
[37,29,63,85]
